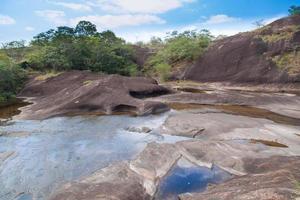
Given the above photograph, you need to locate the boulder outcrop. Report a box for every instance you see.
[18,71,171,119]
[184,15,300,83]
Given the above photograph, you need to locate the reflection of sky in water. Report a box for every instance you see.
[156,158,233,200]
[0,113,188,200]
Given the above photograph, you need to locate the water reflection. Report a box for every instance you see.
[156,158,233,200]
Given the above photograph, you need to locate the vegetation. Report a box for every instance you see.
[0,52,26,105]
[262,25,300,43]
[272,51,300,75]
[144,30,213,81]
[27,21,138,76]
[289,5,300,16]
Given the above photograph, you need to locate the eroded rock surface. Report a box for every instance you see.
[18,71,171,119]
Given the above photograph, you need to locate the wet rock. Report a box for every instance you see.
[49,162,151,200]
[130,142,182,195]
[0,151,15,166]
[0,131,31,137]
[18,71,171,120]
[179,156,300,200]
[152,88,300,120]
[126,127,152,133]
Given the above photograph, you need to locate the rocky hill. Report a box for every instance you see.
[184,15,300,83]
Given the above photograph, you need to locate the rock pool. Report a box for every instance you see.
[0,113,187,200]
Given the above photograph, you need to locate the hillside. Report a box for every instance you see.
[183,15,300,83]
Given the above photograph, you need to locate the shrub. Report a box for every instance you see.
[146,30,213,81]
[154,63,171,81]
[0,55,27,104]
[289,6,300,16]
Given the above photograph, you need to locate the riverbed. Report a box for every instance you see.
[1,89,300,200]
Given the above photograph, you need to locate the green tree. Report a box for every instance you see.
[2,40,26,62]
[146,30,213,80]
[28,21,138,76]
[289,6,300,16]
[0,52,26,104]
[75,21,97,37]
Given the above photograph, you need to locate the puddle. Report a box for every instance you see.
[168,103,300,126]
[174,87,209,94]
[0,113,188,200]
[155,159,232,200]
[250,139,288,148]
[0,99,31,120]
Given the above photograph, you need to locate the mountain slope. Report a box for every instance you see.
[184,15,300,83]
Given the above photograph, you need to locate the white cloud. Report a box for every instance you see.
[25,26,35,31]
[50,1,92,12]
[204,14,239,25]
[88,0,194,14]
[70,14,165,29]
[35,10,67,25]
[0,15,16,25]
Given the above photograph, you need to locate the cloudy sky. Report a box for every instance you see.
[0,0,298,43]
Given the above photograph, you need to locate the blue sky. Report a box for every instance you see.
[0,0,299,43]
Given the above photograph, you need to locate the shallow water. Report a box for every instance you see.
[156,158,232,200]
[0,100,30,120]
[168,103,300,126]
[0,113,188,200]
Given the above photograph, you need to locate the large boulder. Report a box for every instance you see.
[18,71,171,119]
[184,15,300,83]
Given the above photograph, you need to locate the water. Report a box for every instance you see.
[0,113,187,200]
[156,159,233,200]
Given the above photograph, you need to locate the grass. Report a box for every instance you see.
[256,25,300,43]
[272,51,300,76]
[35,71,62,81]
[295,181,300,190]
[250,139,288,148]
[83,80,94,86]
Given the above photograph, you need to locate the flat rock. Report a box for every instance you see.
[18,71,171,120]
[0,151,15,166]
[49,162,150,200]
[130,142,182,195]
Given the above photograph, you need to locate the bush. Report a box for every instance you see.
[289,6,300,16]
[27,22,138,76]
[0,53,27,104]
[146,30,213,81]
[154,63,171,81]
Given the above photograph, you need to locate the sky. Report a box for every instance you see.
[0,0,299,43]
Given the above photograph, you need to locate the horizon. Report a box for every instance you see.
[0,0,299,44]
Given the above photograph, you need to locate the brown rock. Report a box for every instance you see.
[18,71,170,119]
[184,15,300,83]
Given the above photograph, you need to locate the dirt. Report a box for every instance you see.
[18,71,171,120]
[183,15,300,83]
[250,139,288,148]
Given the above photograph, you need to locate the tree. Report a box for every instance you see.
[253,19,265,28]
[31,29,55,46]
[54,26,75,42]
[2,40,26,62]
[289,6,300,16]
[75,21,97,37]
